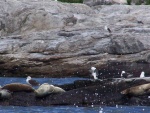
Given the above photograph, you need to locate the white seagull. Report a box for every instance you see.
[104,26,111,33]
[26,76,40,86]
[140,71,145,78]
[121,71,133,78]
[90,67,99,80]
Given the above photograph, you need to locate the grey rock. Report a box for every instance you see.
[0,1,149,77]
[109,35,145,54]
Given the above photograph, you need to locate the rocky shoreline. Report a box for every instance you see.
[1,78,150,106]
[0,0,150,77]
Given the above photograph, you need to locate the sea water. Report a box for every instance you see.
[0,105,149,113]
[0,77,88,86]
[0,77,150,113]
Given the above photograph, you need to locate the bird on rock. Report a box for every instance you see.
[121,71,133,78]
[104,26,111,33]
[90,67,99,80]
[26,76,40,86]
[140,71,145,78]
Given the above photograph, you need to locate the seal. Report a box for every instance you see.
[52,85,66,93]
[0,89,11,99]
[121,83,150,96]
[35,83,65,97]
[2,83,34,92]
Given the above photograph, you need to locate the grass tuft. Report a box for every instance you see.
[58,0,83,3]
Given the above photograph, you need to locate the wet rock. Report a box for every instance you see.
[0,79,150,106]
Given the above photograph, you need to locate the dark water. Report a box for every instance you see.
[0,106,149,113]
[0,77,150,113]
[0,77,88,86]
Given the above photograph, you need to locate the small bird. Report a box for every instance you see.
[90,67,99,80]
[104,26,111,33]
[0,21,5,31]
[140,71,145,78]
[121,71,133,78]
[137,20,144,24]
[26,76,40,86]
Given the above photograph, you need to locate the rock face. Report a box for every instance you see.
[0,1,150,77]
[1,78,150,106]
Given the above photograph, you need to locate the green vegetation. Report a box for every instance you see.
[58,0,83,3]
[127,0,150,5]
[146,0,150,4]
[135,0,142,5]
[58,0,150,4]
[127,0,131,5]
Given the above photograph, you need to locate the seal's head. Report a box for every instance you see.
[120,89,128,95]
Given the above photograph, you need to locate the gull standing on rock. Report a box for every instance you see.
[104,26,111,33]
[90,67,99,80]
[26,76,40,86]
[121,71,133,78]
[140,71,145,78]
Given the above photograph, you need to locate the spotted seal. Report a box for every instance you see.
[121,83,150,96]
[35,83,65,97]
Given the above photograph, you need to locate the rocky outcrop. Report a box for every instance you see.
[0,1,150,77]
[1,78,150,106]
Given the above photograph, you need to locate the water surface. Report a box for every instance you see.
[0,106,149,113]
[0,77,88,86]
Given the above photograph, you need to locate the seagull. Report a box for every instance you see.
[26,76,40,86]
[140,71,145,78]
[121,71,133,78]
[90,67,99,80]
[104,26,111,33]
